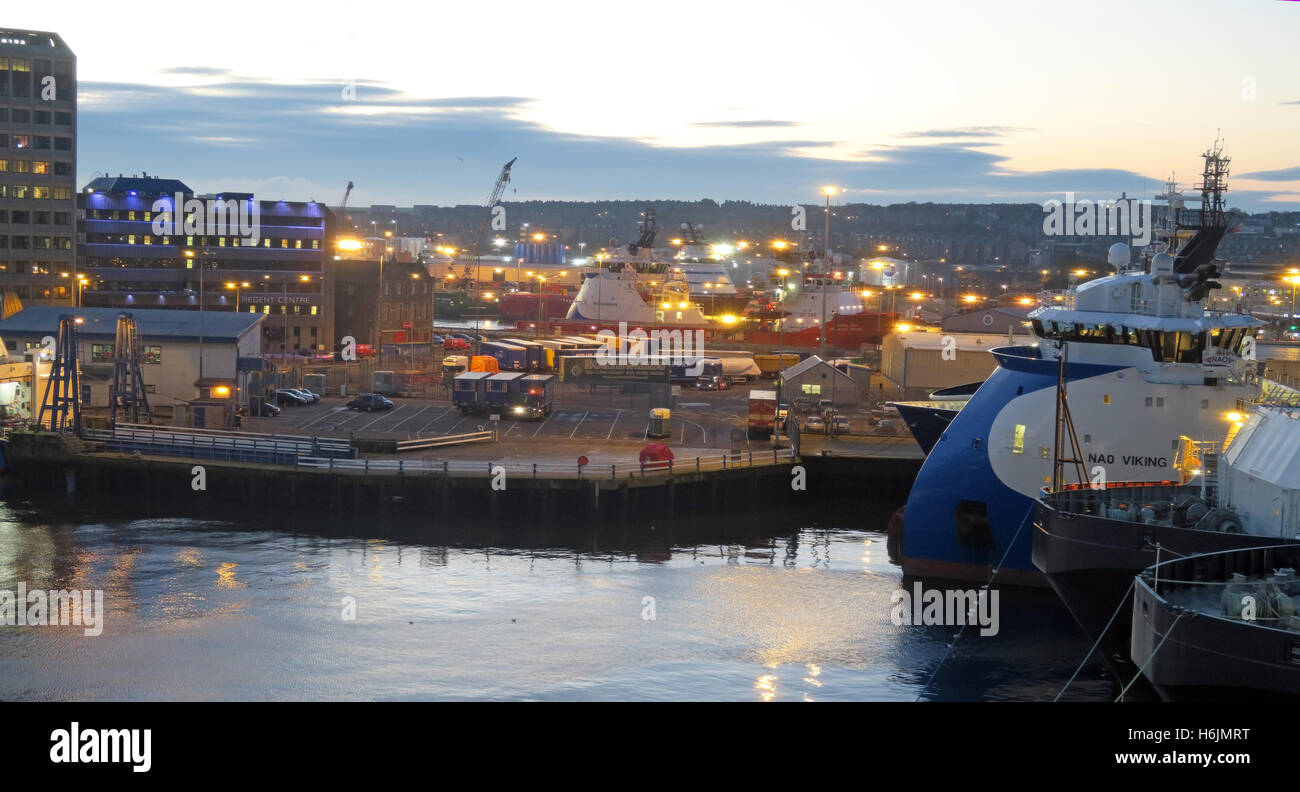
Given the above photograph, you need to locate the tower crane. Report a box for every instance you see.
[339,181,353,210]
[464,158,516,285]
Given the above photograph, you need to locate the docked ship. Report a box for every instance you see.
[496,291,574,323]
[890,382,983,455]
[1132,543,1300,700]
[1034,402,1300,679]
[898,143,1263,585]
[669,222,751,317]
[563,268,709,327]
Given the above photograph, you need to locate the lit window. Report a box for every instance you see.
[1011,424,1026,454]
[1102,394,1110,404]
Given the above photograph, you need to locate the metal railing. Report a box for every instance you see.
[394,430,496,452]
[84,423,355,461]
[296,447,799,479]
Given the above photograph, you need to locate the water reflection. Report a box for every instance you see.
[0,498,1109,701]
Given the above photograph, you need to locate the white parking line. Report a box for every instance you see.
[392,405,427,430]
[359,404,402,431]
[417,406,457,434]
[531,410,556,437]
[605,409,622,440]
[568,410,590,439]
[325,408,368,427]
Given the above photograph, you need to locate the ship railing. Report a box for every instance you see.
[1139,544,1300,606]
[1040,482,1191,518]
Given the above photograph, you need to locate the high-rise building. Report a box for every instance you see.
[78,176,336,357]
[0,28,76,307]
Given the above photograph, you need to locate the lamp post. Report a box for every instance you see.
[225,281,250,313]
[1286,272,1300,334]
[820,186,837,356]
[183,249,211,381]
[776,267,790,445]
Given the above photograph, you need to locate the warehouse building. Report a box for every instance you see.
[0,306,263,418]
[880,332,1007,400]
[779,355,863,407]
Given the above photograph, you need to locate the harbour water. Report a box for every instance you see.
[0,496,1109,701]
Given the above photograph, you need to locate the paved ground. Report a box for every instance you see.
[243,392,752,450]
[240,382,920,460]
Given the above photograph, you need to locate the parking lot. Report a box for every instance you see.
[239,375,910,457]
[242,392,754,450]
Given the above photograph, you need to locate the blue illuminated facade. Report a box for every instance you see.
[78,175,335,355]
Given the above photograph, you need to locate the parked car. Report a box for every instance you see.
[444,338,472,351]
[274,389,309,406]
[290,388,320,403]
[875,419,898,435]
[431,334,446,345]
[696,375,730,391]
[803,415,827,434]
[346,393,394,411]
[831,416,850,434]
[245,401,281,417]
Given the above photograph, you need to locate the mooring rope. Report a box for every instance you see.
[914,504,1034,702]
[1115,612,1186,702]
[1054,578,1137,701]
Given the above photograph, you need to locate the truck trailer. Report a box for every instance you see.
[452,372,492,414]
[747,389,778,439]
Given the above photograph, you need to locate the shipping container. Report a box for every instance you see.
[754,353,801,379]
[498,338,547,371]
[747,389,777,438]
[480,341,529,371]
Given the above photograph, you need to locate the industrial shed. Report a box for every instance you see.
[880,332,1005,400]
[779,355,862,407]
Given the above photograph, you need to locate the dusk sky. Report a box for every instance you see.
[15,0,1300,209]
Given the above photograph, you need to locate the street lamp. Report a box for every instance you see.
[225,281,250,313]
[820,186,838,356]
[184,249,210,380]
[776,267,790,447]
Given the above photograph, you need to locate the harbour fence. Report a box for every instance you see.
[296,447,798,479]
